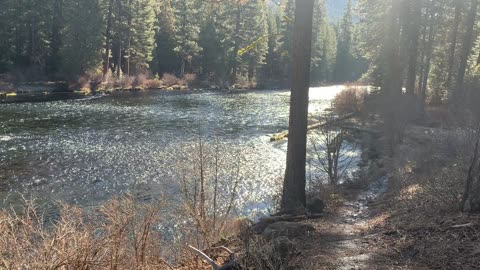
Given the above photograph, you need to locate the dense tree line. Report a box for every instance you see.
[355,0,480,212]
[357,0,480,109]
[0,0,363,86]
[281,0,480,213]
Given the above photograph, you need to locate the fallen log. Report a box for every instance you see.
[187,245,220,270]
[270,112,357,141]
[187,245,239,270]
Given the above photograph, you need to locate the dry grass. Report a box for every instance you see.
[0,196,173,269]
[183,74,196,85]
[143,79,163,89]
[333,85,368,115]
[162,73,186,87]
[362,117,480,269]
[133,74,148,88]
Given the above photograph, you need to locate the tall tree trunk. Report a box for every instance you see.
[417,8,429,95]
[230,3,242,84]
[116,0,122,78]
[446,0,463,91]
[406,0,422,96]
[281,0,314,215]
[420,3,436,112]
[49,0,63,78]
[454,0,478,104]
[383,0,403,96]
[126,0,133,77]
[180,58,185,77]
[117,43,122,77]
[103,0,115,78]
[463,126,480,212]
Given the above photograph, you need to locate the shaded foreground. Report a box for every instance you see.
[246,112,480,270]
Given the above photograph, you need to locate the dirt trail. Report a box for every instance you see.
[300,176,391,270]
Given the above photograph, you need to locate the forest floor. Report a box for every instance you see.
[290,120,480,270]
[192,112,480,270]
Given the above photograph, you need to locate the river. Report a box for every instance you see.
[0,86,357,218]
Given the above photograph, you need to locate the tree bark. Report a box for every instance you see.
[454,0,478,104]
[126,0,133,77]
[116,0,123,77]
[406,0,422,96]
[103,0,115,78]
[117,43,122,77]
[281,0,314,215]
[420,3,436,112]
[49,0,63,78]
[383,0,403,96]
[417,5,429,95]
[446,0,463,91]
[463,127,480,212]
[230,3,242,84]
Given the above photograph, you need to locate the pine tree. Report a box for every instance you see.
[260,7,281,83]
[198,1,229,82]
[239,0,268,84]
[47,0,64,78]
[172,0,201,76]
[278,0,295,83]
[0,0,14,72]
[151,0,178,76]
[127,0,156,75]
[311,0,336,84]
[282,0,315,215]
[333,0,353,82]
[454,0,478,104]
[62,0,104,76]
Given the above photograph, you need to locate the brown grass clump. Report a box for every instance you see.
[143,79,163,89]
[119,76,134,89]
[77,75,92,95]
[162,73,182,87]
[0,197,173,270]
[133,74,148,88]
[333,86,368,115]
[184,74,196,85]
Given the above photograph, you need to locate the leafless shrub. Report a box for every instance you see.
[184,73,197,85]
[333,86,368,115]
[119,76,134,89]
[143,79,163,89]
[77,75,92,94]
[162,73,180,87]
[177,138,242,248]
[238,226,294,270]
[0,197,172,269]
[234,77,250,89]
[133,74,147,88]
[309,112,357,185]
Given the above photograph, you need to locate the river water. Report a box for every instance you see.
[0,86,355,217]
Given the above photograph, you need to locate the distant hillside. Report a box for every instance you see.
[326,0,353,21]
[267,0,354,21]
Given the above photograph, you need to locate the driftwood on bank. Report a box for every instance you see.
[270,112,357,141]
[187,245,238,270]
[187,245,221,270]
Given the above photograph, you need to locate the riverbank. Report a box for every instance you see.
[197,108,480,270]
[0,82,272,104]
[0,76,348,103]
[6,87,475,269]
